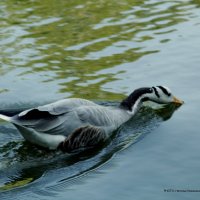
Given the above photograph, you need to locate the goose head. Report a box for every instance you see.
[120,86,184,114]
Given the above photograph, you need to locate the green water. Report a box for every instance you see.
[0,0,200,199]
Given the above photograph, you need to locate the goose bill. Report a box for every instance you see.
[173,96,184,105]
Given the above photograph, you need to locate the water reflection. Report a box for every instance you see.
[0,0,195,101]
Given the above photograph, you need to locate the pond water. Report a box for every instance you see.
[0,0,200,199]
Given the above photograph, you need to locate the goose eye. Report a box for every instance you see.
[149,88,153,93]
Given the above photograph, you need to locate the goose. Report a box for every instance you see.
[0,86,183,153]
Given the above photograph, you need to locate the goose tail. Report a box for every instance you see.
[0,114,11,122]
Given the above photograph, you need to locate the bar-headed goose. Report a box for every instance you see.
[0,86,183,153]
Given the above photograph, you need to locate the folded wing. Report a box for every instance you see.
[11,98,99,135]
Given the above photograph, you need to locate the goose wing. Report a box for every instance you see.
[18,98,97,116]
[11,98,99,134]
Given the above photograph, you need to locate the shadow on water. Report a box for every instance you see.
[0,102,181,196]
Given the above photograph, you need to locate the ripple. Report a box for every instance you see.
[27,17,61,27]
[0,0,196,102]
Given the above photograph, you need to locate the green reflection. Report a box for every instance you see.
[0,0,193,100]
[2,0,198,104]
[0,177,33,191]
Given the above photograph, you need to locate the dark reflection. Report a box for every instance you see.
[0,137,109,192]
[155,103,182,121]
[0,102,180,192]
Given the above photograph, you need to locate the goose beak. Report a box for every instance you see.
[173,96,184,105]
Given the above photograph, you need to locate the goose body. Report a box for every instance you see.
[0,86,183,152]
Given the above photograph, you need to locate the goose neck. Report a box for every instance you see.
[120,88,151,115]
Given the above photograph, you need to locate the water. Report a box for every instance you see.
[0,0,200,199]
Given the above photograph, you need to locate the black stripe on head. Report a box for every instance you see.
[120,87,152,111]
[152,87,160,98]
[157,86,171,96]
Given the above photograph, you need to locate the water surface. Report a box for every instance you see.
[0,0,200,199]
